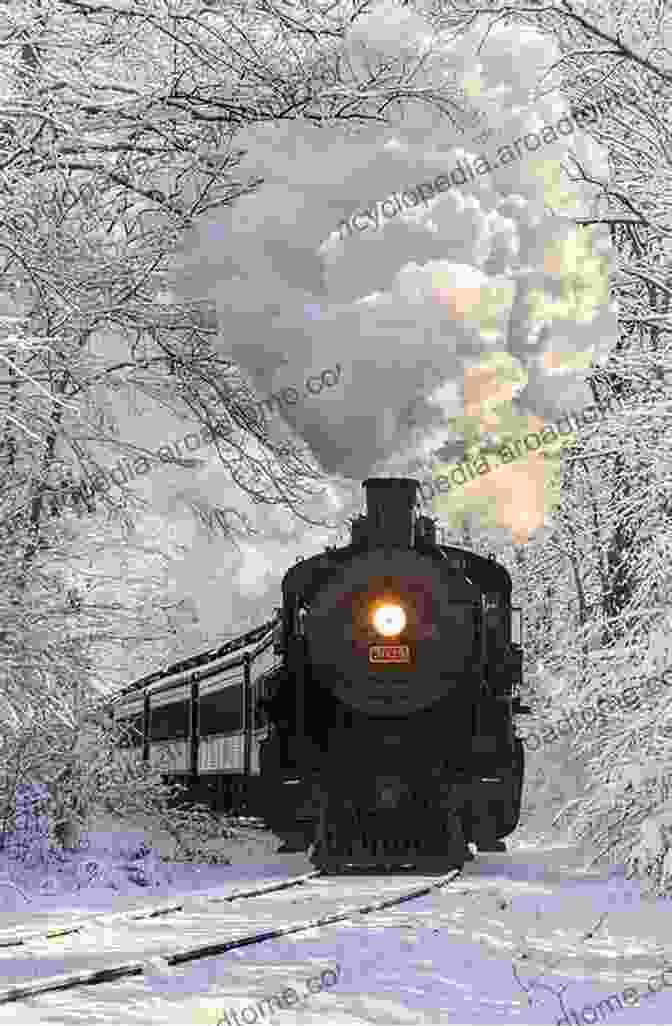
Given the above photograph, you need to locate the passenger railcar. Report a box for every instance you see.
[111,621,281,811]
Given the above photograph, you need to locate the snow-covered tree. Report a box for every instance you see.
[431,0,672,892]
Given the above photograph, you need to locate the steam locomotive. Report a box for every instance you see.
[256,477,530,872]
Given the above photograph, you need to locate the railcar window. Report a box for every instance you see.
[199,684,243,736]
[149,700,189,741]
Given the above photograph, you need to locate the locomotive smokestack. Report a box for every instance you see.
[362,478,419,548]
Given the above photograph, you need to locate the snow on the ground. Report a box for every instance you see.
[1,810,672,1025]
[0,818,309,934]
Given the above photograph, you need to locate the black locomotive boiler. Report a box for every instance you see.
[257,477,530,872]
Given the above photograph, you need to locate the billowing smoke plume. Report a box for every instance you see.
[168,1,619,542]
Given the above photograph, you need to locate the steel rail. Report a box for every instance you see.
[0,870,320,951]
[0,868,462,1005]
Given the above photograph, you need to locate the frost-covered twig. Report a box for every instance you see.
[0,879,31,903]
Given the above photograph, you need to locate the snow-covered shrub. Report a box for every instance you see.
[171,841,232,865]
[3,782,51,866]
[74,856,105,889]
[124,840,153,860]
[123,846,172,886]
[625,808,672,896]
[0,699,235,868]
[90,743,236,863]
[157,799,233,864]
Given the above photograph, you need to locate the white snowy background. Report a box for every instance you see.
[1,3,670,1024]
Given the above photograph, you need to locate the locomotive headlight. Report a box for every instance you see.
[371,603,406,637]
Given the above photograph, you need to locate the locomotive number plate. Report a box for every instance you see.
[369,644,411,664]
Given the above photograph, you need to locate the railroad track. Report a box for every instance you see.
[0,867,462,1006]
[0,870,321,951]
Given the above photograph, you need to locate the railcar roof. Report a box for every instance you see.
[113,617,277,701]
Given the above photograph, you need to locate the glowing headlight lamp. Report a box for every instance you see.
[371,602,406,637]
